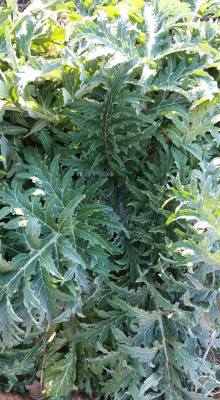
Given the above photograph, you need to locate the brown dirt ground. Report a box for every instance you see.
[0,0,29,9]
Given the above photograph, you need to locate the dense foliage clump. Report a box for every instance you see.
[0,0,219,398]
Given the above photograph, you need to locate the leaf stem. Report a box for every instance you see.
[202,330,217,362]
[158,315,173,400]
[2,233,60,297]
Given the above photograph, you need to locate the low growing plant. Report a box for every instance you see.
[0,0,219,399]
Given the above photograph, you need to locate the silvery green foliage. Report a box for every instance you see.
[0,0,219,398]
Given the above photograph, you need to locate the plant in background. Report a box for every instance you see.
[0,0,219,399]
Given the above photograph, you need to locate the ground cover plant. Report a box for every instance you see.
[0,0,219,398]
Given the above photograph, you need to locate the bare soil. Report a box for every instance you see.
[0,0,29,9]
